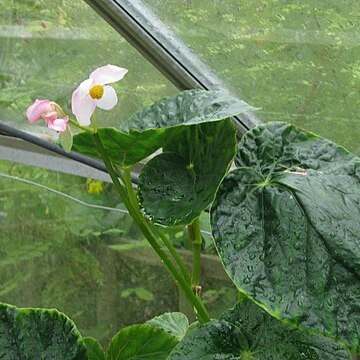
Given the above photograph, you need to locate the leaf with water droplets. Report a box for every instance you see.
[223,299,351,360]
[168,319,247,360]
[169,299,350,359]
[0,303,87,359]
[139,120,236,226]
[107,324,178,360]
[211,122,360,352]
[146,312,189,340]
[73,89,253,167]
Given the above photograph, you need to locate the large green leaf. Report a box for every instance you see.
[138,120,236,226]
[168,299,351,359]
[122,89,253,132]
[211,122,360,352]
[146,312,189,340]
[72,90,253,167]
[106,324,178,360]
[0,303,87,359]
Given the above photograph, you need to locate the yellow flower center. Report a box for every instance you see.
[89,85,104,99]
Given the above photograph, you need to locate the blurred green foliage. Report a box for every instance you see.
[146,0,360,155]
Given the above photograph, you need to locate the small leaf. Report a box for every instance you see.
[146,312,189,340]
[211,122,360,352]
[107,324,178,360]
[168,299,351,360]
[120,287,154,301]
[138,120,236,226]
[168,319,248,359]
[59,126,73,153]
[83,337,105,360]
[0,303,86,359]
[73,90,253,167]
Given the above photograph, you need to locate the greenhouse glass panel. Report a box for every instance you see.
[146,0,360,154]
[0,0,177,139]
[0,159,235,346]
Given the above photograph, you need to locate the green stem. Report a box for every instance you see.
[123,167,140,212]
[156,227,192,285]
[93,133,210,323]
[69,118,92,133]
[188,217,202,298]
[124,167,191,285]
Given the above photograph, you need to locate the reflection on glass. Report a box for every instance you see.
[146,0,360,154]
[0,0,177,138]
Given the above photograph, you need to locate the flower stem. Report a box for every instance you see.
[188,217,202,298]
[123,167,140,212]
[93,133,210,323]
[155,227,192,285]
[69,118,92,133]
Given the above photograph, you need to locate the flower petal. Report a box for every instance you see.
[72,85,96,126]
[43,111,59,123]
[78,78,94,96]
[96,86,118,110]
[26,99,54,124]
[47,117,69,132]
[90,65,128,85]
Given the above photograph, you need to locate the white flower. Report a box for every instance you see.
[71,64,128,126]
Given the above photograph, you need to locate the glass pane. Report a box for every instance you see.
[0,160,235,345]
[0,0,177,139]
[146,0,360,154]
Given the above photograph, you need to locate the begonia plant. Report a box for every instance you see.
[2,64,360,359]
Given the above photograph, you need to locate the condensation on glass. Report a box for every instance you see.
[146,0,360,154]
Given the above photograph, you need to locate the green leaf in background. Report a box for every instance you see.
[211,122,360,352]
[120,287,154,302]
[83,337,105,360]
[107,324,178,360]
[59,125,73,153]
[138,120,236,226]
[169,299,351,359]
[0,303,87,360]
[108,240,149,252]
[72,90,253,167]
[146,312,189,340]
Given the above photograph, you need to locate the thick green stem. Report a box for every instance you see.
[123,167,140,212]
[124,166,191,283]
[93,133,210,323]
[188,217,202,298]
[156,227,192,285]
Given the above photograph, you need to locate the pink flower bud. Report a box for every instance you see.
[26,99,69,132]
[26,99,55,124]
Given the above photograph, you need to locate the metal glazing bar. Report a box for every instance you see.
[83,0,261,133]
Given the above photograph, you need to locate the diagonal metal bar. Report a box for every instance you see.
[83,0,261,134]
